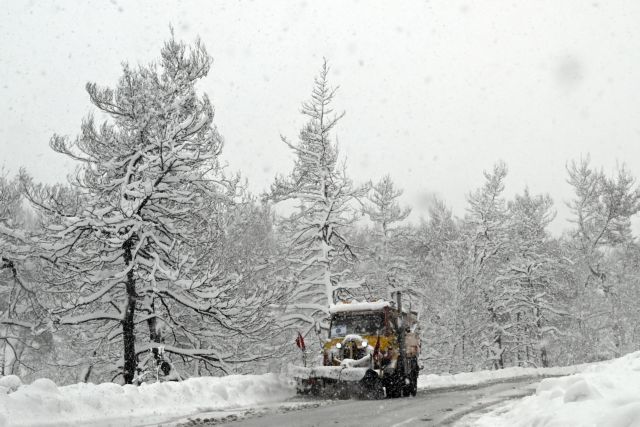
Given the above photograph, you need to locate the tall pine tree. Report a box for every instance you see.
[271,60,366,334]
[24,36,265,384]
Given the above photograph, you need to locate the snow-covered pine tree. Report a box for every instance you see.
[498,189,565,367]
[203,191,288,374]
[566,157,640,290]
[602,241,640,358]
[408,198,474,373]
[23,36,267,384]
[362,175,412,299]
[564,157,640,361]
[271,60,367,333]
[463,161,511,369]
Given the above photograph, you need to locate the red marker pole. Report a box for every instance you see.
[296,332,307,366]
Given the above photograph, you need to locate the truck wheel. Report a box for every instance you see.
[404,372,417,397]
[402,376,413,397]
[387,384,401,398]
[400,359,419,397]
[410,374,418,397]
[385,374,402,398]
[366,378,384,400]
[409,359,419,397]
[361,369,384,400]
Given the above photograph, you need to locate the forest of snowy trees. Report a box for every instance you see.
[3,36,640,386]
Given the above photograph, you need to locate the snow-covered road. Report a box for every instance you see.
[0,361,594,426]
[179,378,540,427]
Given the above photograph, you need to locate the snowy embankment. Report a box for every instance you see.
[0,373,295,427]
[418,363,588,391]
[0,362,600,427]
[471,351,640,427]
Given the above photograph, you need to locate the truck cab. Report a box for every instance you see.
[322,298,421,397]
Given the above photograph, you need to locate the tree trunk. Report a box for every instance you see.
[496,334,504,369]
[147,298,161,364]
[540,347,549,368]
[516,312,522,367]
[535,307,549,367]
[122,239,137,384]
[1,342,5,376]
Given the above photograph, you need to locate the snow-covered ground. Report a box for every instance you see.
[0,360,603,427]
[0,373,295,427]
[469,351,640,427]
[418,363,588,391]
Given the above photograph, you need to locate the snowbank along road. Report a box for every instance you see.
[178,378,539,427]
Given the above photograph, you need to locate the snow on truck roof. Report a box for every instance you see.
[329,300,390,314]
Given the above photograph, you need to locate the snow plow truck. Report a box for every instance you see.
[291,292,421,399]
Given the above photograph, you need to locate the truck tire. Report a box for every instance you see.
[410,373,418,397]
[387,383,401,398]
[361,369,384,399]
[384,373,402,398]
[400,358,419,397]
[408,358,419,397]
[403,372,417,397]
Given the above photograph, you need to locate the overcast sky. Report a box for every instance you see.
[2,0,640,233]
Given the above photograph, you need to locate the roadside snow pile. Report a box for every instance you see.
[0,373,295,427]
[0,376,22,395]
[472,351,640,427]
[418,364,587,391]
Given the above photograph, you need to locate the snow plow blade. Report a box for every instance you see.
[289,365,384,399]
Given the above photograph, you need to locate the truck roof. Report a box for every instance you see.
[329,300,390,314]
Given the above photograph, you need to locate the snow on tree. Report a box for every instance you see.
[408,198,474,373]
[411,163,515,372]
[602,241,640,357]
[498,189,566,367]
[270,60,367,334]
[0,173,31,375]
[0,173,51,376]
[22,36,274,384]
[201,191,289,375]
[566,156,640,290]
[361,175,412,299]
[464,161,511,369]
[564,157,640,361]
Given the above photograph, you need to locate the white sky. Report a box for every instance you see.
[2,0,640,234]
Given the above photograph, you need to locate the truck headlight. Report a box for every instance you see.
[360,340,368,348]
[336,342,342,349]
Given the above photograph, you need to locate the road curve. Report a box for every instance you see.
[191,378,538,427]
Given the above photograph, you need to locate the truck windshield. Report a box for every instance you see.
[329,313,384,338]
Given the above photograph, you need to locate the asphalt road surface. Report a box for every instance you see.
[179,378,539,427]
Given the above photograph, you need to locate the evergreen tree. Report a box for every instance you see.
[409,199,472,372]
[23,36,264,384]
[464,161,510,369]
[499,189,565,367]
[564,157,640,361]
[271,60,367,334]
[362,175,412,298]
[566,157,640,289]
